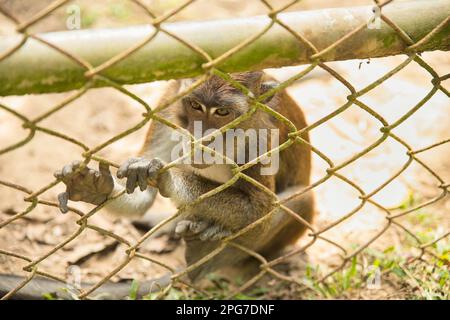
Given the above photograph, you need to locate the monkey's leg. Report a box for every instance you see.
[183,186,314,282]
[184,239,254,282]
[184,188,314,284]
[0,273,173,300]
[179,219,269,282]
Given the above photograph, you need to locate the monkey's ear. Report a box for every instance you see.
[233,71,264,95]
[260,81,279,104]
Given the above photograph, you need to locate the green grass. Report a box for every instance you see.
[125,234,448,300]
[298,244,449,300]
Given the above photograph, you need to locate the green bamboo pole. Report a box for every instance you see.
[0,0,449,96]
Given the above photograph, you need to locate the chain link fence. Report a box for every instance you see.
[0,0,449,299]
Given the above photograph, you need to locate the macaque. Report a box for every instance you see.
[0,71,314,299]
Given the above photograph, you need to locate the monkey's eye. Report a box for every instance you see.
[190,100,203,112]
[214,108,230,116]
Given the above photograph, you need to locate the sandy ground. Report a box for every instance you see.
[0,0,449,299]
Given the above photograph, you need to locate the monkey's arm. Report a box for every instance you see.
[105,179,157,217]
[160,167,275,233]
[0,273,172,300]
[117,158,276,238]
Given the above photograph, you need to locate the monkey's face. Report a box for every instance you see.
[181,86,247,168]
[180,72,270,168]
[181,73,259,135]
[182,96,244,133]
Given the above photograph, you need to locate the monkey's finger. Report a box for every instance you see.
[137,166,148,192]
[55,162,81,182]
[57,192,69,214]
[211,230,231,241]
[83,169,97,187]
[71,160,81,167]
[117,158,139,179]
[62,163,74,177]
[190,221,208,234]
[54,169,63,180]
[175,220,191,235]
[147,158,164,180]
[71,160,89,176]
[99,162,111,177]
[117,162,129,179]
[61,162,87,180]
[199,226,221,241]
[59,165,76,185]
[126,170,138,194]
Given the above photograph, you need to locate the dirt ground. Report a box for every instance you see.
[0,0,449,299]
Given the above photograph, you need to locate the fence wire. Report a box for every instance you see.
[0,0,449,300]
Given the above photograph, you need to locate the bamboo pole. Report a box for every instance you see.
[0,0,448,96]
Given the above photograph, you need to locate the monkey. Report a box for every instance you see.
[0,71,314,299]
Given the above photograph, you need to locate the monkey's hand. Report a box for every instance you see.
[116,157,165,194]
[175,220,232,242]
[54,161,114,213]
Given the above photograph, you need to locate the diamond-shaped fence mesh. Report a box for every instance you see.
[0,0,448,300]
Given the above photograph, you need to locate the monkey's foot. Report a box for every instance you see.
[175,220,231,241]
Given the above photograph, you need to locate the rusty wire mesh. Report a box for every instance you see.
[0,0,449,300]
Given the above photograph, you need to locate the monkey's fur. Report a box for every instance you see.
[0,71,314,299]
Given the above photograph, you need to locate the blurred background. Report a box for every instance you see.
[0,0,448,299]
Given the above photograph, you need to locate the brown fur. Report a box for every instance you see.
[141,72,315,281]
